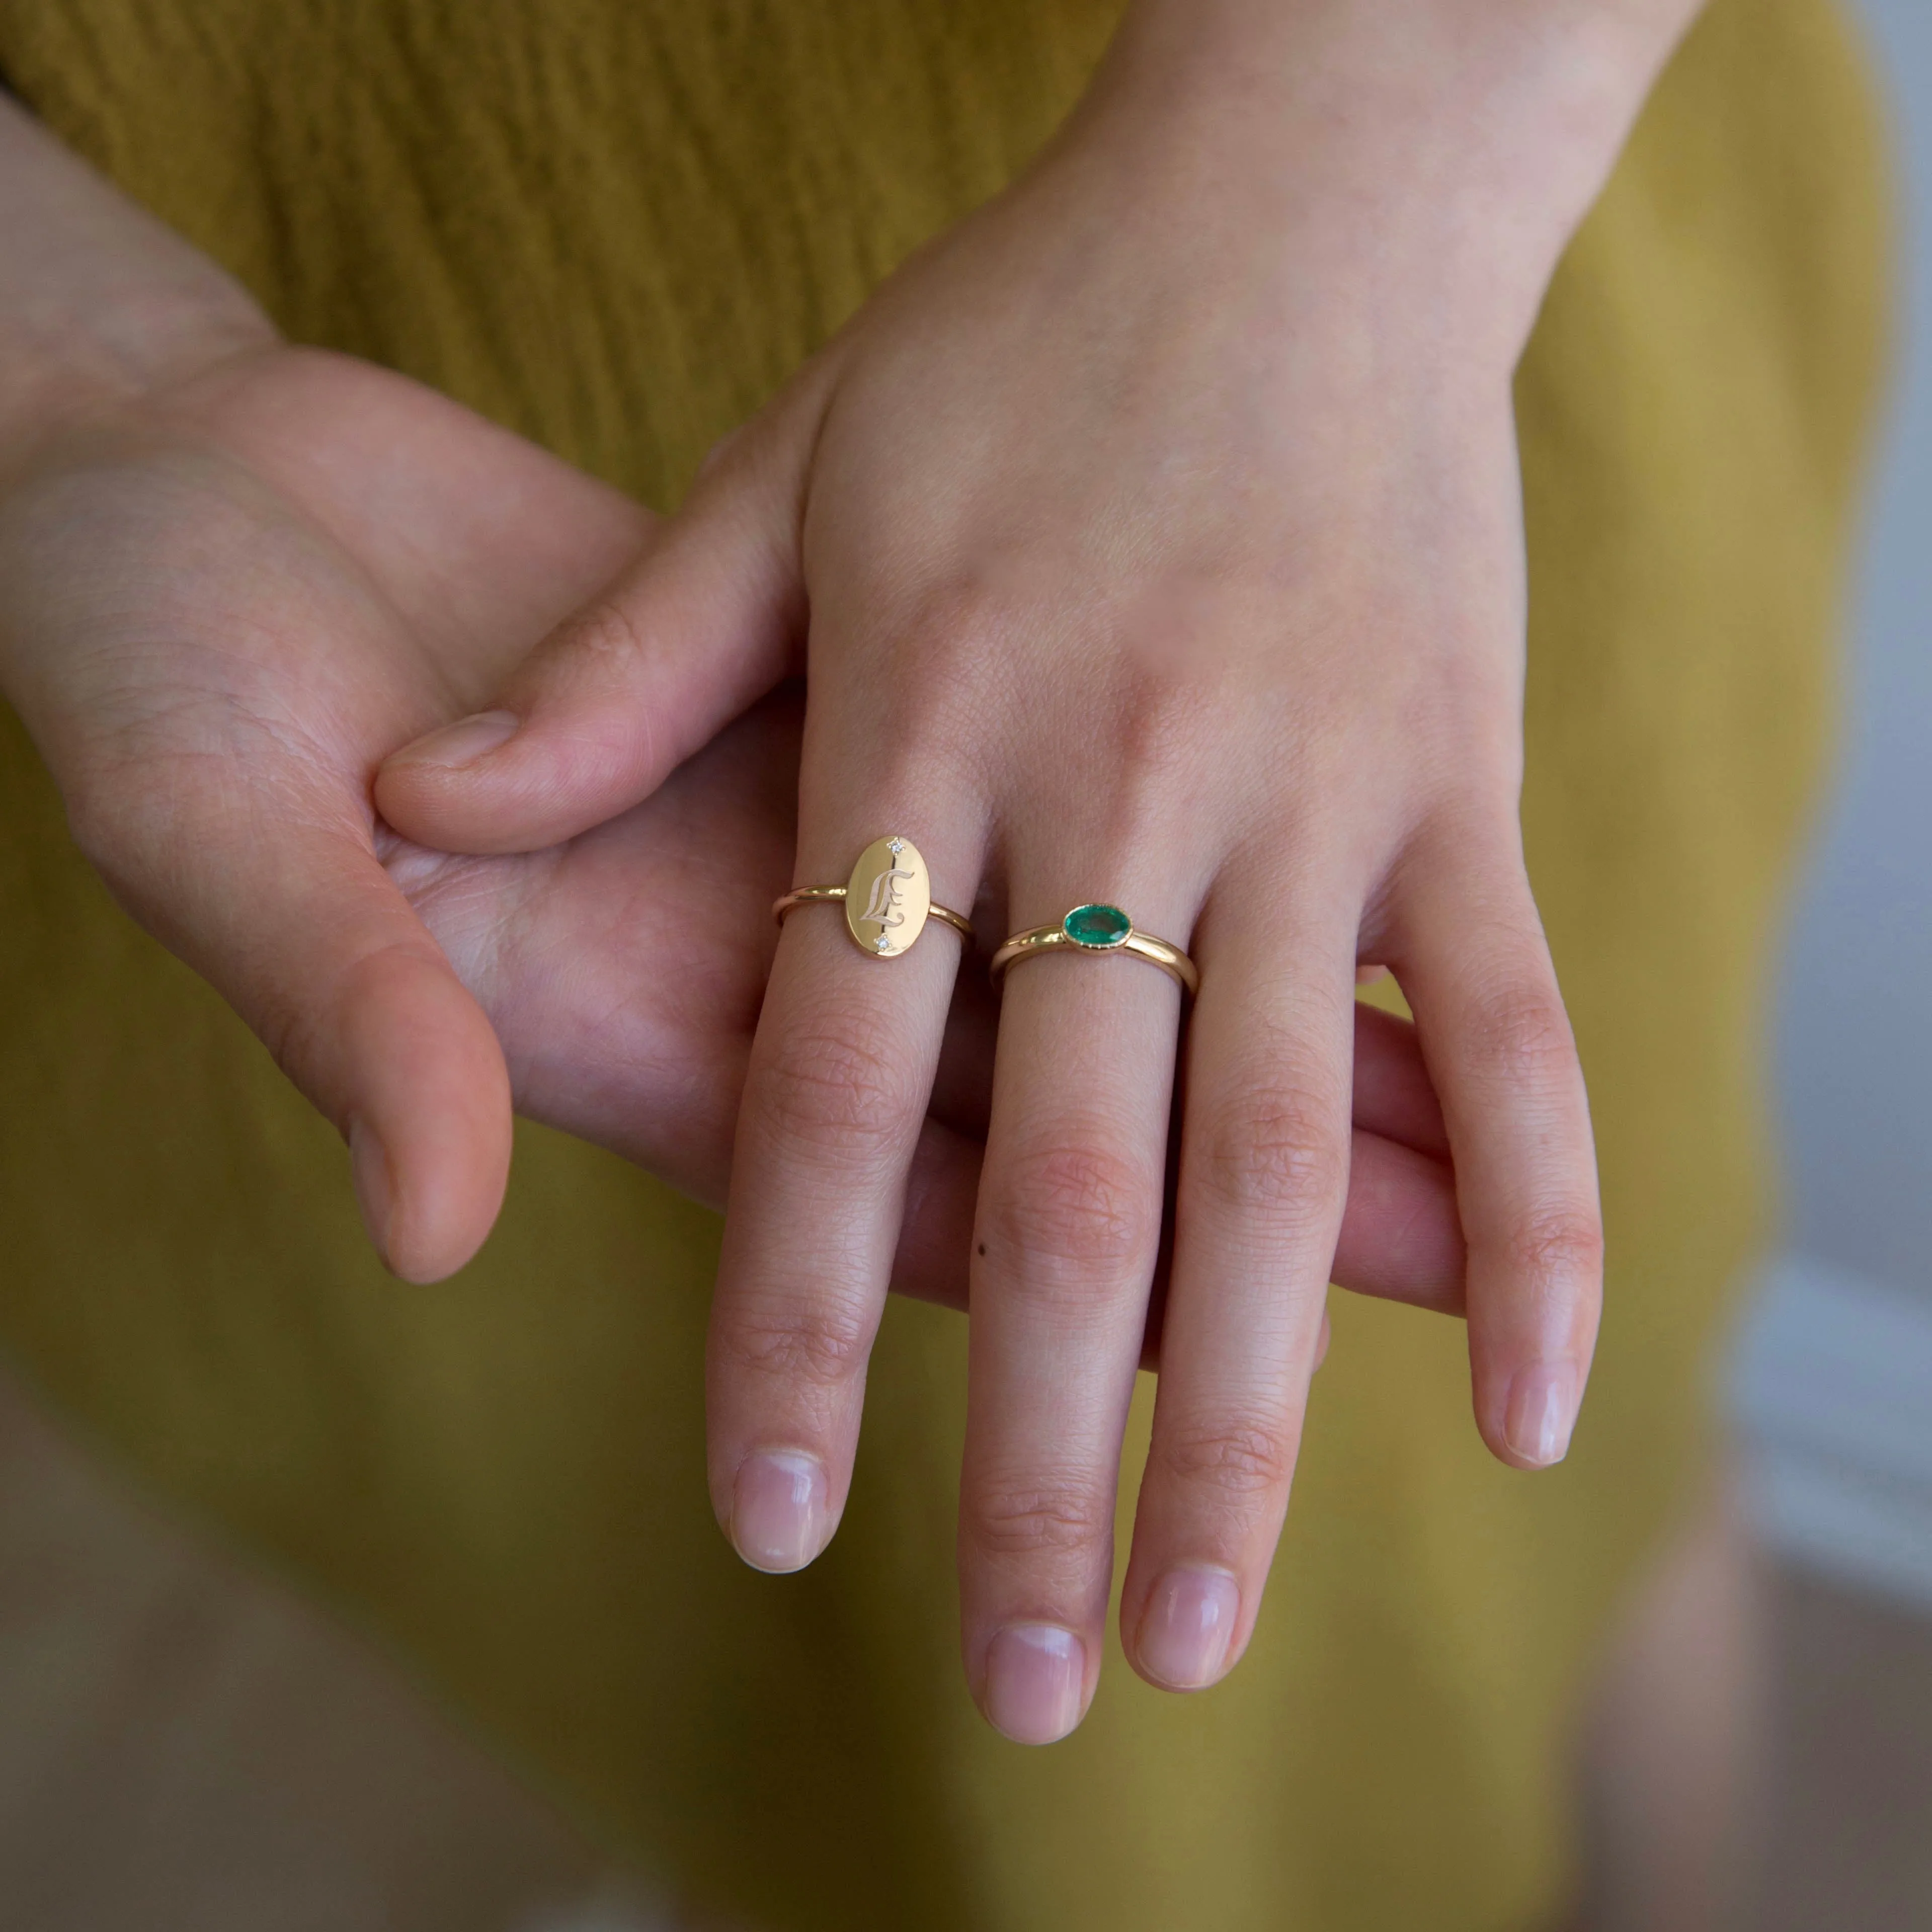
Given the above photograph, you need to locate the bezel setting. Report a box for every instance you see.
[1061,903,1133,949]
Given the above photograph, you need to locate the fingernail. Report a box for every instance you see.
[1504,1361,1578,1467]
[390,708,518,770]
[348,1117,393,1264]
[1136,1565,1241,1690]
[730,1450,829,1573]
[983,1625,1086,1745]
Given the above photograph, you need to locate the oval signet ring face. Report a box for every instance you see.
[844,835,932,957]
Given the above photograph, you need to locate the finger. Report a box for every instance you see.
[901,1119,1463,1339]
[375,423,808,855]
[1121,890,1355,1694]
[1333,1002,1465,1313]
[959,885,1185,1745]
[928,949,1000,1136]
[1350,1001,1448,1157]
[1392,821,1601,1471]
[1332,1130,1464,1315]
[834,980,1460,1332]
[895,1000,1461,1335]
[706,819,980,1574]
[889,1117,985,1312]
[83,794,510,1282]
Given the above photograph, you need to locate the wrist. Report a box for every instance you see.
[0,99,277,465]
[3,289,277,461]
[1076,0,1701,363]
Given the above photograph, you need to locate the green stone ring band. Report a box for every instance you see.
[989,903,1198,998]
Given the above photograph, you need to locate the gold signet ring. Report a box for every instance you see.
[773,836,975,958]
[990,903,1198,997]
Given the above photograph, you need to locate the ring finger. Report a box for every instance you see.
[1120,867,1358,1692]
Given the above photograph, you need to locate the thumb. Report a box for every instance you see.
[304,889,513,1285]
[376,429,805,855]
[85,792,513,1284]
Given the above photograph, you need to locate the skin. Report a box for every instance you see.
[0,115,1459,1351]
[382,0,1704,1743]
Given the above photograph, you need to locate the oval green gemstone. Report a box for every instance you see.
[1062,903,1132,948]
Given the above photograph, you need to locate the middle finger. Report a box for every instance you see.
[960,864,1190,1744]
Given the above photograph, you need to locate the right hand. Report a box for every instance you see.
[0,333,1464,1320]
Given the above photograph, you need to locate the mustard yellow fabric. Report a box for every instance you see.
[0,3,1889,1927]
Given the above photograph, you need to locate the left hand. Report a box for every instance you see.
[377,0,1683,1739]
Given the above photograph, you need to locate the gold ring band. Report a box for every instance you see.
[990,903,1197,997]
[774,885,975,940]
[773,836,973,958]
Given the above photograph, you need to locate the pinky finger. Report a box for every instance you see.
[1393,824,1602,1470]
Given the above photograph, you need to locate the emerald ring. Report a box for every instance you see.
[989,903,1197,998]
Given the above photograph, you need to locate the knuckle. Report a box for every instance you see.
[547,593,654,680]
[1502,1203,1604,1286]
[897,574,1027,661]
[758,1012,920,1160]
[967,1475,1115,1563]
[720,1294,874,1391]
[1461,975,1578,1090]
[1193,1081,1345,1222]
[1155,1411,1298,1500]
[1111,666,1216,785]
[898,696,989,797]
[983,1135,1157,1283]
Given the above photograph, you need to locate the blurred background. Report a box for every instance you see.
[1718,0,1932,1921]
[1738,0,1932,1622]
[1,4,1929,1929]
[1583,0,1932,1923]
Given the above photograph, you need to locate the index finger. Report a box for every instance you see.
[706,818,977,1571]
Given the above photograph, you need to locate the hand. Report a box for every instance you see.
[0,335,944,1277]
[378,0,1682,1741]
[0,333,1462,1322]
